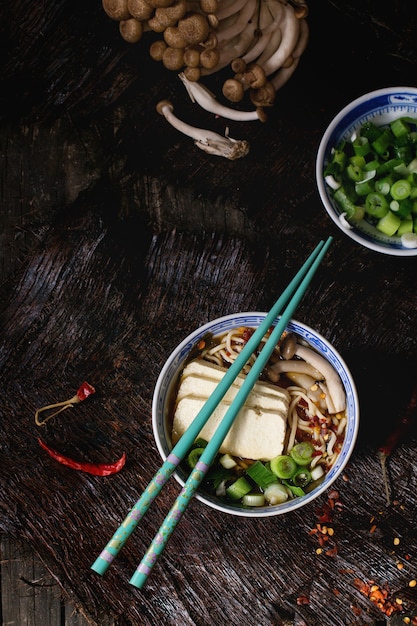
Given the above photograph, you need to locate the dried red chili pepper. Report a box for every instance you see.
[378,378,417,505]
[35,381,96,426]
[38,438,126,476]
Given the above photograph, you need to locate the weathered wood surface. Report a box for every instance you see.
[1,1,417,625]
[1,534,105,626]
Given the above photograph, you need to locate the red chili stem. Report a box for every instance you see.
[76,381,96,402]
[38,438,126,476]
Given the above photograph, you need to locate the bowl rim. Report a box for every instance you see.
[152,312,360,518]
[316,86,417,257]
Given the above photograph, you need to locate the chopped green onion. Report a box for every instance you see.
[377,211,402,236]
[292,467,312,488]
[242,493,266,507]
[352,135,370,157]
[246,460,279,489]
[390,179,411,200]
[289,442,315,466]
[226,476,252,500]
[324,115,417,239]
[270,454,297,479]
[397,217,413,236]
[264,482,289,505]
[365,192,389,218]
[390,118,411,138]
[310,465,325,481]
[187,447,205,468]
[283,481,305,497]
[219,453,237,469]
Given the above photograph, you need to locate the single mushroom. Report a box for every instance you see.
[147,14,167,32]
[231,57,247,74]
[119,18,143,43]
[199,0,218,13]
[199,47,220,70]
[156,100,250,159]
[163,25,188,48]
[149,39,167,61]
[127,0,153,20]
[249,81,276,107]
[267,359,323,380]
[183,46,201,67]
[162,46,185,70]
[178,12,210,45]
[280,332,297,360]
[102,0,131,20]
[242,63,267,89]
[154,0,187,28]
[222,78,244,103]
[293,344,346,414]
[183,65,201,81]
[179,72,261,121]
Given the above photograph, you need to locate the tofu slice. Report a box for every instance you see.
[172,359,290,460]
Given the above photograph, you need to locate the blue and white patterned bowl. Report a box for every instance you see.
[316,87,417,256]
[152,312,359,518]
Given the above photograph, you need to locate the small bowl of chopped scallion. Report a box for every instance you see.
[316,87,417,256]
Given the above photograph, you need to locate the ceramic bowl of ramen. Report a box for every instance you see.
[152,312,359,518]
[316,87,417,256]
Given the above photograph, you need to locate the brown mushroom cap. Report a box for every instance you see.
[154,0,187,28]
[222,78,244,103]
[149,39,168,61]
[242,63,267,89]
[178,13,210,45]
[127,0,153,20]
[102,0,131,21]
[147,14,168,32]
[183,66,201,81]
[249,81,276,107]
[163,26,188,48]
[149,0,175,7]
[199,47,219,70]
[199,0,218,13]
[162,46,185,70]
[119,18,143,42]
[156,99,174,115]
[231,58,247,74]
[183,46,201,68]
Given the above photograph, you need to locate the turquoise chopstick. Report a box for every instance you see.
[91,237,330,578]
[128,236,332,589]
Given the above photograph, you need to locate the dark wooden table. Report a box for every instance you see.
[1,1,417,625]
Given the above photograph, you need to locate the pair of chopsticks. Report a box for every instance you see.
[91,236,332,588]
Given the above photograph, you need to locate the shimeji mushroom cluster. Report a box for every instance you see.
[102,0,309,158]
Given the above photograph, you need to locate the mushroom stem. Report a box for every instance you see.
[156,100,250,159]
[294,344,346,414]
[260,3,301,76]
[179,73,261,121]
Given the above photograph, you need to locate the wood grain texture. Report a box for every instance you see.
[1,1,417,625]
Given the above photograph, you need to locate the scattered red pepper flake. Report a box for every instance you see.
[35,381,96,426]
[296,595,310,605]
[38,437,126,476]
[353,577,403,617]
[311,490,341,556]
